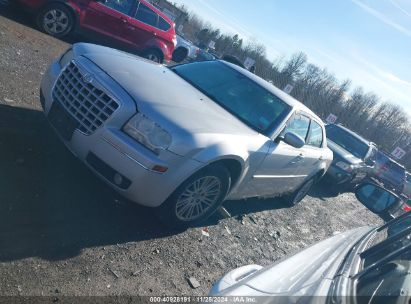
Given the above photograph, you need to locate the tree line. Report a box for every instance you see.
[176,4,411,170]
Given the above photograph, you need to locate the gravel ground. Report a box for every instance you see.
[0,7,382,297]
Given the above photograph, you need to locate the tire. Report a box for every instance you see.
[143,49,163,63]
[155,164,231,228]
[172,47,188,63]
[37,3,74,38]
[283,177,315,207]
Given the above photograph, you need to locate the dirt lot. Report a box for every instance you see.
[0,7,382,297]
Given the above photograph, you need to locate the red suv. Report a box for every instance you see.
[16,0,176,63]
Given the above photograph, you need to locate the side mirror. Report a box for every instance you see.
[355,183,400,215]
[282,132,305,149]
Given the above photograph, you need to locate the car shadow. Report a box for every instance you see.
[0,4,138,53]
[0,104,289,263]
[309,181,342,201]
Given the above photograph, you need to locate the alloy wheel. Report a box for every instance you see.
[43,9,69,35]
[175,176,222,221]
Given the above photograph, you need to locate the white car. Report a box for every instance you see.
[172,35,199,62]
[210,184,411,301]
[40,43,332,227]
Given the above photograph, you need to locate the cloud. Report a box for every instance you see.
[351,0,411,37]
[196,0,254,39]
[389,0,411,18]
[381,72,411,87]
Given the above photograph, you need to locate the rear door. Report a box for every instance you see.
[80,0,136,46]
[129,1,160,48]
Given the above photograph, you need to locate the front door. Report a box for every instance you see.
[81,0,136,47]
[251,113,312,197]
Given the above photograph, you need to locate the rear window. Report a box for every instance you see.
[326,125,370,160]
[158,16,171,31]
[135,3,158,27]
[387,161,406,176]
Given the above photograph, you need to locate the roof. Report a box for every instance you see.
[220,61,322,123]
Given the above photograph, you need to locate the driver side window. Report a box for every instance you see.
[281,113,310,143]
[100,0,134,15]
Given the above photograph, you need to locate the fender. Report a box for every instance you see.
[189,142,251,191]
[144,38,173,61]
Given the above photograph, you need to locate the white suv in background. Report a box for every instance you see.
[40,43,333,227]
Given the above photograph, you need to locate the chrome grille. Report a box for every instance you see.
[52,61,119,135]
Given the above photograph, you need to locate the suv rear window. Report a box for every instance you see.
[135,3,158,27]
[158,16,171,31]
[387,161,405,175]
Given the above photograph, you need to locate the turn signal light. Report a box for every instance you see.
[152,165,168,173]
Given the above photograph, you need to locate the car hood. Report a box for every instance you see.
[76,44,260,154]
[211,226,372,297]
[327,140,363,165]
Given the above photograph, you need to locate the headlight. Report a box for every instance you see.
[59,49,73,68]
[336,161,355,173]
[123,113,172,154]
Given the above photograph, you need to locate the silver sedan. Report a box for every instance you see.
[40,43,332,227]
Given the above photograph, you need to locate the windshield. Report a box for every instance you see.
[171,61,291,135]
[326,125,370,160]
[355,214,411,301]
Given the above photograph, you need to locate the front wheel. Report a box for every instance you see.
[37,4,74,38]
[155,164,231,228]
[283,178,315,207]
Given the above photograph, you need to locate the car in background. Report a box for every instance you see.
[188,47,218,62]
[404,173,411,199]
[370,151,406,195]
[40,43,332,227]
[221,55,246,69]
[210,183,411,300]
[16,0,176,63]
[172,34,199,63]
[324,124,377,193]
[355,182,410,222]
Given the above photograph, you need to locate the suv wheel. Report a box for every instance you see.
[284,177,315,207]
[155,164,231,228]
[37,4,74,38]
[143,49,163,63]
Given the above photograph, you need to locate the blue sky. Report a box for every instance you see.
[172,0,411,115]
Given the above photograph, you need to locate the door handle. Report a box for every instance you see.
[120,17,128,23]
[291,154,305,164]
